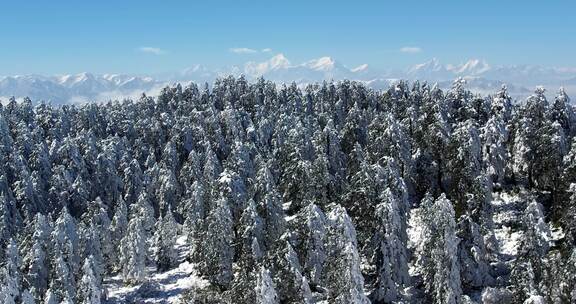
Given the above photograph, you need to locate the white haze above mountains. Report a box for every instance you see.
[2,54,576,104]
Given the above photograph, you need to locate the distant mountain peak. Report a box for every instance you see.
[268,53,291,70]
[408,58,492,79]
[181,64,207,74]
[244,53,291,77]
[447,59,491,75]
[351,64,369,73]
[408,57,444,74]
[304,56,336,71]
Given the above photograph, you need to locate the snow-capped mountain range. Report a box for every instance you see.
[0,73,161,104]
[2,54,575,104]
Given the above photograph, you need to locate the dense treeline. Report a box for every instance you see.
[0,76,575,303]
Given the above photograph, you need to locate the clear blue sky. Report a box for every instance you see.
[0,1,574,75]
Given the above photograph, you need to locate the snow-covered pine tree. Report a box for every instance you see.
[0,239,22,304]
[531,118,568,199]
[254,165,286,251]
[512,87,550,187]
[230,199,265,304]
[560,183,576,247]
[276,121,316,214]
[69,175,91,217]
[133,191,155,249]
[22,213,52,301]
[314,118,346,200]
[80,223,104,283]
[482,111,509,186]
[295,202,327,289]
[153,207,178,272]
[93,148,122,208]
[51,207,81,277]
[539,248,576,303]
[344,156,411,302]
[77,256,101,304]
[444,121,496,289]
[255,266,279,304]
[157,166,180,217]
[203,144,223,184]
[563,138,576,184]
[119,214,147,284]
[268,241,312,303]
[344,155,380,247]
[49,247,76,302]
[446,120,483,214]
[457,215,494,289]
[228,141,256,183]
[0,194,21,263]
[109,197,127,272]
[324,205,370,304]
[20,289,35,304]
[122,159,144,206]
[308,146,332,206]
[367,113,412,182]
[445,77,473,124]
[43,288,58,304]
[550,87,575,137]
[416,96,451,197]
[510,200,552,302]
[237,199,264,268]
[24,241,48,301]
[418,193,462,304]
[178,150,202,194]
[340,103,368,156]
[198,194,234,288]
[490,85,513,123]
[11,152,41,220]
[83,198,114,275]
[369,188,410,302]
[230,240,262,303]
[216,168,248,221]
[184,181,207,263]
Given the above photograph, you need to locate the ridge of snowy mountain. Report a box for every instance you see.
[0,73,162,103]
[448,59,491,75]
[1,55,575,104]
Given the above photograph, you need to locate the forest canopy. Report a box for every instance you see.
[0,77,575,303]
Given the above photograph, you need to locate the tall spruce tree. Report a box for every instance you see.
[119,214,147,284]
[77,256,101,304]
[153,207,178,272]
[255,266,279,304]
[417,194,462,304]
[324,205,370,304]
[0,239,22,304]
[199,194,234,288]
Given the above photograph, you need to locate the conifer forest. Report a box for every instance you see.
[0,77,575,304]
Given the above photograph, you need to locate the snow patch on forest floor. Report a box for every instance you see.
[103,235,209,303]
[550,224,565,242]
[493,226,523,257]
[491,191,525,259]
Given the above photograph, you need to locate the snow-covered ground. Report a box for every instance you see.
[490,190,562,259]
[103,235,209,304]
[491,191,525,258]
